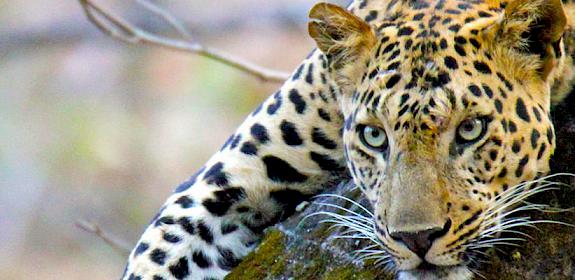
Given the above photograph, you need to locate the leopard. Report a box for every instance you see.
[121,0,575,279]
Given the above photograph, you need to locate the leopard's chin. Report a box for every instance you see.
[397,265,472,280]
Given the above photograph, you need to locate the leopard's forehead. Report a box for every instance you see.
[356,0,508,86]
[349,0,532,136]
[362,0,506,90]
[354,0,505,26]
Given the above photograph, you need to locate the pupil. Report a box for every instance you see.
[371,129,380,137]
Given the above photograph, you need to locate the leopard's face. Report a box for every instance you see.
[342,34,555,274]
[309,0,566,278]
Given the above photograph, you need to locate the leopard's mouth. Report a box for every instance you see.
[416,260,443,270]
[398,264,472,280]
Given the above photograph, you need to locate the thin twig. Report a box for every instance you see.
[135,0,193,40]
[77,0,290,83]
[75,219,132,256]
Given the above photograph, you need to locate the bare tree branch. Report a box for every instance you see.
[75,219,132,256]
[135,0,193,40]
[77,0,290,83]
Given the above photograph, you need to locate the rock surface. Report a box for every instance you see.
[226,93,575,280]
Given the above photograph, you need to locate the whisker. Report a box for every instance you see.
[469,241,521,249]
[302,211,373,228]
[302,194,397,269]
[491,173,575,206]
[474,237,525,245]
[469,267,487,280]
[313,202,374,223]
[522,201,575,213]
[322,222,374,238]
[318,216,373,230]
[485,183,560,220]
[355,251,388,260]
[313,194,374,216]
[492,177,567,203]
[352,245,382,256]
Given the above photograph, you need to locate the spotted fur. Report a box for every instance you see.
[122,1,575,279]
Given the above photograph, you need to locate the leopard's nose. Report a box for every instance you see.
[390,219,451,259]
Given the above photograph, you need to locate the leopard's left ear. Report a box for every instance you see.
[308,3,376,83]
[497,0,567,79]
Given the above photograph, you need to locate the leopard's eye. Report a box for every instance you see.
[358,125,388,151]
[457,118,485,142]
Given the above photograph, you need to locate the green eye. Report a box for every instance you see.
[457,118,485,142]
[358,125,388,151]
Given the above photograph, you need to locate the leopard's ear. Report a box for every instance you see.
[308,3,376,81]
[496,0,567,79]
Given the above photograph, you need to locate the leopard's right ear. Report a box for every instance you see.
[308,3,376,81]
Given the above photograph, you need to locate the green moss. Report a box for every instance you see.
[288,244,392,280]
[285,241,329,278]
[293,253,329,279]
[225,230,287,280]
[322,266,386,280]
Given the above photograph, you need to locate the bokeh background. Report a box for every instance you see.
[0,0,346,278]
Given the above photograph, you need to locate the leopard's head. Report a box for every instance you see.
[309,0,568,278]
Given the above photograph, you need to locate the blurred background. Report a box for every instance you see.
[0,0,347,278]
